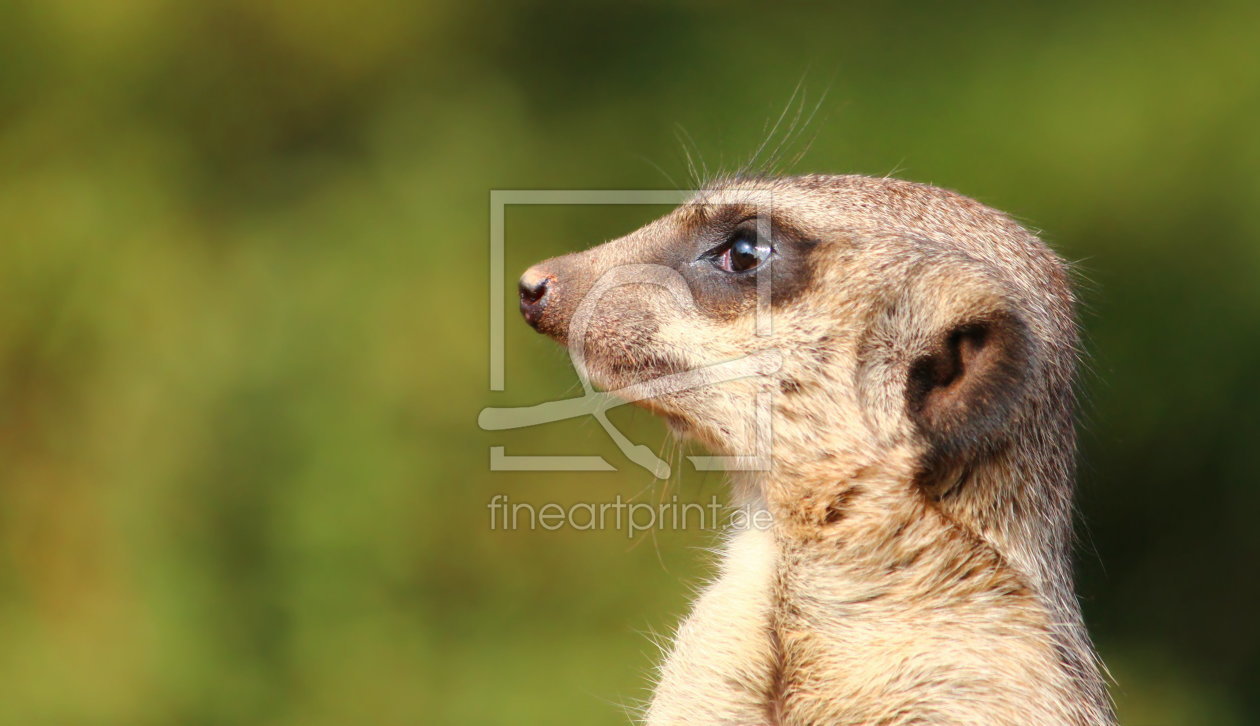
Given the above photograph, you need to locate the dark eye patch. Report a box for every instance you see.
[672,207,819,320]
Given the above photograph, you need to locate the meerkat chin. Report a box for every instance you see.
[518,174,1115,726]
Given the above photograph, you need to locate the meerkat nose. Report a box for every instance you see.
[518,266,554,330]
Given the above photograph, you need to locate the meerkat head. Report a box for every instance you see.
[519,174,1077,575]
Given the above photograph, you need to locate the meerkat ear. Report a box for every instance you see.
[905,310,1032,482]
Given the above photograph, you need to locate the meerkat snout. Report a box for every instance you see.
[517,265,553,330]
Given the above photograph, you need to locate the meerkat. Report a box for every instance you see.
[517,174,1115,725]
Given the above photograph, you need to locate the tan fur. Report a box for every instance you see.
[519,175,1115,725]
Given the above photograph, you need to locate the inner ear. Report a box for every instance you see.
[906,311,1031,484]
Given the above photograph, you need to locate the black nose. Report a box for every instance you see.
[518,268,552,329]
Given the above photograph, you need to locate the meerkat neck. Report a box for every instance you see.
[952,445,1114,722]
[754,462,1114,725]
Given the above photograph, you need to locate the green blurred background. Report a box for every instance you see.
[1,1,1258,724]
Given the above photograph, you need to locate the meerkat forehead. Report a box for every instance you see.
[694,175,1061,268]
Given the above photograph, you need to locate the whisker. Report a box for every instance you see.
[742,77,805,178]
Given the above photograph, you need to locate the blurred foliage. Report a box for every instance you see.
[0,1,1258,724]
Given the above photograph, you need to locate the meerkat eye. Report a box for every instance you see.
[710,228,772,274]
